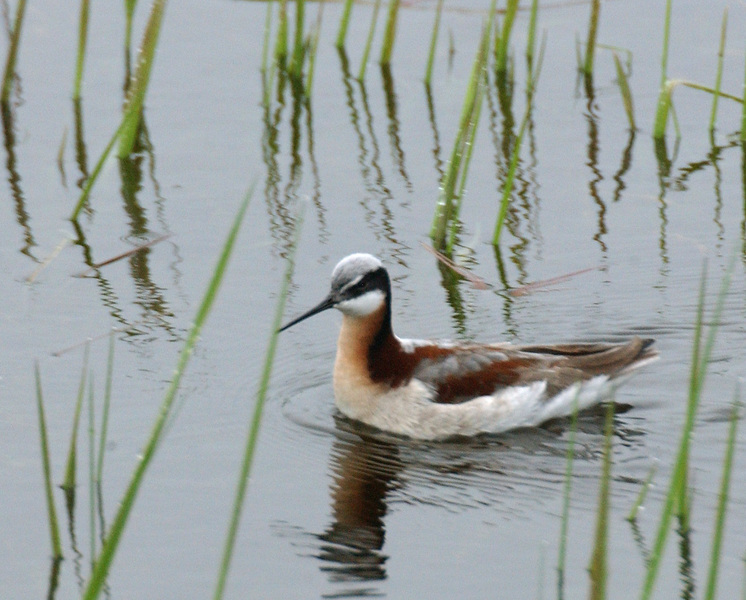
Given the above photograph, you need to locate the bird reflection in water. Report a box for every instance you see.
[316,418,403,591]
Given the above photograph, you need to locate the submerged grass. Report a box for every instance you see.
[213,210,303,600]
[81,187,253,600]
[34,363,63,560]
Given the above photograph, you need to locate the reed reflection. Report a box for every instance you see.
[380,64,411,192]
[1,100,36,260]
[582,78,607,255]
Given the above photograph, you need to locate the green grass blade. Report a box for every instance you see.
[424,0,444,86]
[213,210,303,600]
[652,80,673,140]
[261,1,274,75]
[118,0,167,158]
[557,397,580,599]
[613,52,635,130]
[588,402,614,600]
[96,334,115,484]
[87,374,96,566]
[659,0,671,88]
[81,187,253,600]
[275,0,289,65]
[70,117,129,221]
[62,343,90,496]
[379,0,400,66]
[709,8,728,132]
[305,2,324,96]
[492,105,528,245]
[431,25,489,249]
[1,0,28,103]
[526,0,539,66]
[34,363,63,560]
[582,0,600,76]
[358,0,382,80]
[627,464,657,522]
[335,0,354,48]
[73,0,90,101]
[742,47,746,142]
[652,0,672,137]
[704,392,740,600]
[495,0,519,76]
[289,0,306,78]
[641,259,734,600]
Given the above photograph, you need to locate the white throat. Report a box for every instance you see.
[336,289,385,317]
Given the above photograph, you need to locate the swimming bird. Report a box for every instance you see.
[280,253,658,440]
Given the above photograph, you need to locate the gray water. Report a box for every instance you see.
[2,0,746,598]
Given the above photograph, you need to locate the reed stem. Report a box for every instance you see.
[709,8,728,132]
[213,210,303,600]
[81,187,253,600]
[35,364,63,560]
[379,0,400,66]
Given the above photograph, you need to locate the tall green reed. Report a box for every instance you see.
[61,344,90,501]
[380,0,400,66]
[1,0,28,103]
[424,0,445,87]
[73,0,90,100]
[213,211,303,600]
[582,0,600,77]
[289,0,306,78]
[494,0,519,76]
[652,0,673,139]
[613,52,635,130]
[431,21,491,251]
[118,0,166,157]
[493,34,544,246]
[640,259,734,600]
[34,363,63,561]
[588,402,614,600]
[709,8,728,132]
[358,0,383,80]
[703,392,740,600]
[336,0,354,49]
[81,187,253,600]
[557,397,580,599]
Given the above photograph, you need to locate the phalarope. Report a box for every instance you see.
[280,253,657,440]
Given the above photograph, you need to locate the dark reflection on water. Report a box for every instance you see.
[72,98,89,191]
[581,77,607,256]
[612,129,636,204]
[379,65,411,194]
[316,433,401,594]
[296,407,650,599]
[1,99,37,260]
